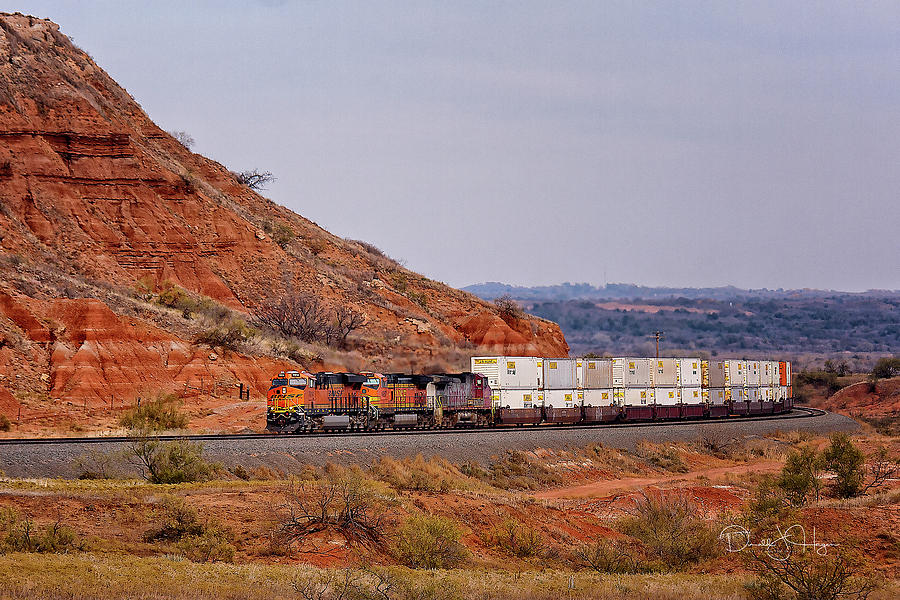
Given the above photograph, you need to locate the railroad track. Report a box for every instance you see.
[0,407,827,446]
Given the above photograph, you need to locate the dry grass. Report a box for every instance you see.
[0,552,806,600]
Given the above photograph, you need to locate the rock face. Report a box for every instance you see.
[0,13,567,432]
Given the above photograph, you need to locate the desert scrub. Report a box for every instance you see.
[635,442,689,473]
[465,450,562,491]
[395,514,467,569]
[119,392,189,431]
[127,437,218,484]
[370,454,484,493]
[0,508,83,554]
[483,518,545,558]
[143,496,234,563]
[0,413,11,431]
[618,492,721,571]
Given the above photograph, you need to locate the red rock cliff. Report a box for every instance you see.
[0,14,567,432]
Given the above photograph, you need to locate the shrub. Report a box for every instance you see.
[618,492,721,571]
[576,537,653,574]
[473,450,562,491]
[494,294,523,320]
[144,496,234,562]
[127,437,215,484]
[0,413,10,432]
[119,393,189,431]
[636,442,689,472]
[395,514,467,569]
[483,518,544,558]
[776,446,823,506]
[822,433,865,499]
[74,449,126,480]
[370,454,472,492]
[275,468,392,551]
[194,318,255,351]
[744,545,878,600]
[262,220,294,248]
[871,356,900,380]
[0,509,82,554]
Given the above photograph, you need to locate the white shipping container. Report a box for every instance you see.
[652,359,679,386]
[544,389,576,408]
[471,356,542,389]
[656,387,680,405]
[613,358,653,387]
[747,361,761,386]
[708,388,731,405]
[543,358,577,389]
[575,361,583,389]
[677,359,703,387]
[624,387,654,406]
[583,388,615,405]
[583,359,614,388]
[682,386,703,404]
[761,361,778,387]
[746,387,762,402]
[708,360,748,387]
[732,388,749,402]
[494,388,541,409]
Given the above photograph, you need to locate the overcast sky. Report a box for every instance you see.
[10,1,900,291]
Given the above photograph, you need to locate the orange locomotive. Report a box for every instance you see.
[266,370,493,433]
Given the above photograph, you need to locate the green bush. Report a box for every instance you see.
[128,438,215,484]
[263,220,295,249]
[776,446,823,506]
[871,356,900,380]
[618,493,721,571]
[194,318,255,351]
[395,514,467,569]
[144,496,233,562]
[822,433,865,499]
[119,393,188,432]
[0,509,82,554]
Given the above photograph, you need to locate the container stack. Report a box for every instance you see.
[707,359,746,405]
[582,358,615,406]
[470,356,542,409]
[542,358,577,408]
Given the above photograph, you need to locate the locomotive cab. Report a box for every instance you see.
[266,370,315,433]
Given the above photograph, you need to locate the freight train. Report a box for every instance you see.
[265,356,794,433]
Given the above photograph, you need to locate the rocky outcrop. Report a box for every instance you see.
[0,13,567,432]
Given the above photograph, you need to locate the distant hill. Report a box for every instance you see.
[465,282,900,368]
[464,281,900,302]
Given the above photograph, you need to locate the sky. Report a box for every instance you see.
[9,1,900,291]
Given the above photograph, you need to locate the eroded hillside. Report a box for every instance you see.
[0,13,567,432]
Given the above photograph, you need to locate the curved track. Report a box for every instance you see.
[0,407,827,446]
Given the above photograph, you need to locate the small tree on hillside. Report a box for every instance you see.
[169,130,195,149]
[822,433,865,499]
[235,169,276,190]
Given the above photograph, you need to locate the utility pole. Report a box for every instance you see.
[653,331,664,360]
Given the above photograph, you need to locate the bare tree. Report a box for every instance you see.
[745,544,878,600]
[235,169,276,190]
[168,130,195,149]
[255,293,330,343]
[274,471,392,554]
[327,305,366,349]
[860,447,900,494]
[255,291,365,348]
